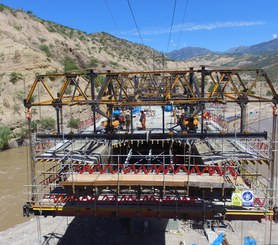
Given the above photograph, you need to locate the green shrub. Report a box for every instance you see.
[63,57,79,72]
[69,29,74,38]
[40,117,56,130]
[0,126,11,151]
[15,128,28,139]
[0,5,5,12]
[89,58,98,68]
[110,61,119,67]
[10,72,22,84]
[11,9,17,17]
[47,26,56,33]
[39,44,52,57]
[31,120,38,131]
[67,118,80,129]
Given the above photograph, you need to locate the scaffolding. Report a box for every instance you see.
[23,67,278,222]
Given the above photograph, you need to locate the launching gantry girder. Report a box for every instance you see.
[23,67,278,222]
[24,67,278,111]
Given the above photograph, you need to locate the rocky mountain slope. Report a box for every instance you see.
[0,4,172,133]
[166,38,278,81]
[166,46,213,60]
[227,38,278,54]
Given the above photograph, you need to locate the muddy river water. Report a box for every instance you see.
[0,147,31,231]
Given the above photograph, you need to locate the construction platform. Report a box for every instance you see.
[23,113,273,221]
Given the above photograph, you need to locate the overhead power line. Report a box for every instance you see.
[103,0,120,33]
[126,0,144,45]
[176,0,189,50]
[166,0,177,53]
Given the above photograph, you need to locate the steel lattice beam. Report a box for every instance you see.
[24,68,278,113]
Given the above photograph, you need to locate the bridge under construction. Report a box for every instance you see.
[23,67,278,222]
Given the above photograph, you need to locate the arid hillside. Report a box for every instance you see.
[0,4,170,133]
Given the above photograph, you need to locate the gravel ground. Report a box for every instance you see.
[1,216,278,245]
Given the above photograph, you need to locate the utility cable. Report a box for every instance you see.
[103,0,120,34]
[174,0,189,70]
[166,0,177,53]
[176,0,189,50]
[126,0,144,45]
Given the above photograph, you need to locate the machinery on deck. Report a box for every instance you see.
[23,67,278,222]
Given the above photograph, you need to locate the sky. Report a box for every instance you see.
[1,0,278,52]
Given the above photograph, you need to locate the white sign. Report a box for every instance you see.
[241,190,254,207]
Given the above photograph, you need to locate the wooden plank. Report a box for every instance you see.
[60,173,234,188]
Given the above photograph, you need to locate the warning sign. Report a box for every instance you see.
[231,190,242,206]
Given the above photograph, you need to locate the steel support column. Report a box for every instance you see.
[55,106,60,134]
[271,105,278,206]
[162,106,165,134]
[27,116,36,201]
[200,66,206,134]
[130,107,134,134]
[90,69,97,134]
[240,103,247,133]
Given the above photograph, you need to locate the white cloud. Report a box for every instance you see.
[170,39,177,48]
[120,21,265,36]
[272,34,277,39]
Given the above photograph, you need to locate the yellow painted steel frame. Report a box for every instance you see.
[24,68,278,112]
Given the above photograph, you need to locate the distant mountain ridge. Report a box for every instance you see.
[167,38,278,60]
[227,38,278,54]
[165,47,213,60]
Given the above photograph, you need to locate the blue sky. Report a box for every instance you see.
[1,0,278,52]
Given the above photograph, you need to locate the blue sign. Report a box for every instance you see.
[242,190,254,207]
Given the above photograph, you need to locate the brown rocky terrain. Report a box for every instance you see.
[0,5,173,134]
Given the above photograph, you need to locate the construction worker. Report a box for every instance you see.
[104,119,114,133]
[177,114,187,131]
[140,110,146,130]
[125,110,131,132]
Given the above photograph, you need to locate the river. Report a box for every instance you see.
[0,147,31,231]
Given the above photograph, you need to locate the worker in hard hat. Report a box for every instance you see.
[104,118,114,133]
[125,110,131,132]
[177,114,187,131]
[140,110,146,130]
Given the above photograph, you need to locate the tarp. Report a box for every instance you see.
[112,110,122,115]
[211,233,224,245]
[244,236,257,245]
[113,107,142,116]
[132,107,142,115]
